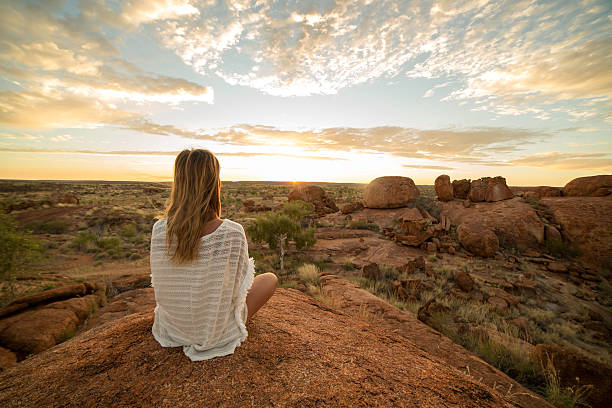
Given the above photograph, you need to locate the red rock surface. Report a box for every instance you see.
[540,196,612,268]
[340,201,363,214]
[0,294,101,358]
[435,174,454,201]
[82,288,155,332]
[457,223,499,257]
[469,177,514,202]
[364,176,419,208]
[442,198,544,250]
[288,185,338,215]
[562,174,612,197]
[319,276,551,408]
[0,289,521,408]
[452,179,471,199]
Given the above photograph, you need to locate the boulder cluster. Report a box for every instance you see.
[5,192,79,213]
[287,185,338,215]
[435,175,514,203]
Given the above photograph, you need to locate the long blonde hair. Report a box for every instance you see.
[165,149,221,264]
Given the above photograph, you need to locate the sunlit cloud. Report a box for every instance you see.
[508,152,612,171]
[145,0,612,120]
[403,164,455,170]
[0,2,213,130]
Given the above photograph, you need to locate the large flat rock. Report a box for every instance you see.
[1,289,519,408]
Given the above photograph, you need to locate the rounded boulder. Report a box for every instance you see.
[457,223,499,258]
[364,176,419,209]
[434,175,454,202]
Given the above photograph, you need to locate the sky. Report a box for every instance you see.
[0,0,610,185]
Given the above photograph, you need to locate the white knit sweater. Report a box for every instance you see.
[150,218,255,361]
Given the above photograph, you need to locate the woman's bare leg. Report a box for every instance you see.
[246,272,278,320]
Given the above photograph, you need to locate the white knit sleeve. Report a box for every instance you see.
[234,229,255,340]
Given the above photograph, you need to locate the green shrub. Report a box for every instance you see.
[545,239,581,258]
[69,232,98,252]
[25,220,69,234]
[0,211,41,299]
[347,220,379,231]
[247,202,316,271]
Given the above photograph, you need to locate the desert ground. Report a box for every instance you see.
[0,175,610,408]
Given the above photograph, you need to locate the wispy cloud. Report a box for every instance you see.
[0,2,213,130]
[402,164,455,170]
[142,0,612,120]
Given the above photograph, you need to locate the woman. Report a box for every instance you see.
[150,149,277,361]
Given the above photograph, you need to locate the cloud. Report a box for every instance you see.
[143,0,611,120]
[508,151,612,170]
[402,164,455,170]
[0,147,347,161]
[0,2,213,130]
[49,134,72,142]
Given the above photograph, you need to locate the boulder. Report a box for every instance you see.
[531,344,612,408]
[487,296,508,311]
[0,283,90,318]
[0,294,101,358]
[363,176,419,209]
[452,179,471,199]
[454,271,474,292]
[457,223,499,258]
[0,289,526,408]
[540,197,612,268]
[470,177,513,203]
[441,198,545,251]
[288,185,338,215]
[394,208,434,247]
[435,175,454,202]
[53,192,79,205]
[468,179,487,202]
[340,202,364,214]
[417,299,450,324]
[362,263,383,280]
[563,175,612,197]
[484,177,514,202]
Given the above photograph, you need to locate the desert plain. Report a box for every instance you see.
[0,174,610,408]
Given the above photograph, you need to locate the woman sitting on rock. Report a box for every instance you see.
[150,149,277,360]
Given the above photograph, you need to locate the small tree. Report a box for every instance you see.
[247,201,316,271]
[0,211,41,300]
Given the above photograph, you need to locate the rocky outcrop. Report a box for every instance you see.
[242,199,271,213]
[0,289,522,408]
[393,207,434,247]
[288,185,338,215]
[531,344,612,408]
[363,176,419,208]
[0,294,102,358]
[340,201,363,214]
[562,175,612,197]
[320,276,551,408]
[513,186,562,199]
[82,288,155,332]
[469,177,513,203]
[452,179,471,199]
[441,198,545,250]
[0,282,96,318]
[457,223,499,257]
[454,271,474,292]
[435,175,454,201]
[540,196,612,268]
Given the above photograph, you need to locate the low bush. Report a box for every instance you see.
[347,220,379,231]
[298,264,320,286]
[24,220,69,234]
